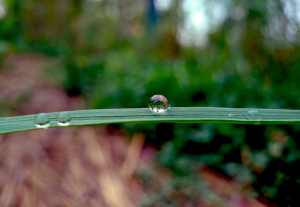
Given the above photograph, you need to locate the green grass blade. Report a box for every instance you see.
[1,107,300,134]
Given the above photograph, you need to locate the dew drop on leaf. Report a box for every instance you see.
[247,109,258,115]
[149,95,169,113]
[246,109,261,124]
[57,112,71,126]
[228,113,234,117]
[35,113,50,129]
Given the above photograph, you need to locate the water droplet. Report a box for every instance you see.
[35,113,50,129]
[57,112,71,126]
[246,109,261,124]
[247,109,258,115]
[228,113,234,117]
[149,95,169,113]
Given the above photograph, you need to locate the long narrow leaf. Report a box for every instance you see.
[1,107,300,134]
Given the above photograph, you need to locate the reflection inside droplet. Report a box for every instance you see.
[149,95,169,113]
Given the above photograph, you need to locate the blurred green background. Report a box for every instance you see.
[1,0,300,206]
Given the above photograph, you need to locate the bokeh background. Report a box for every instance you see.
[1,0,300,206]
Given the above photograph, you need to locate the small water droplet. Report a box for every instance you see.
[248,109,258,115]
[57,112,71,126]
[149,95,169,113]
[228,113,234,117]
[35,113,50,129]
[246,109,261,124]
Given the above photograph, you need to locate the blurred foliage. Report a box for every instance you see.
[1,0,300,205]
